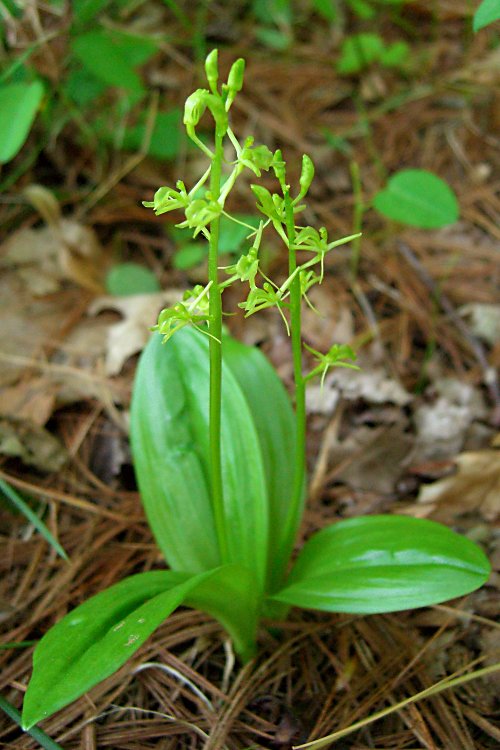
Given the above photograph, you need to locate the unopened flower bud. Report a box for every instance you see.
[205,49,219,93]
[299,154,315,197]
[227,58,245,93]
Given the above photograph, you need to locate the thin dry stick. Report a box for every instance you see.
[294,662,500,749]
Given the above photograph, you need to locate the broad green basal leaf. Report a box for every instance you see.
[373,169,459,228]
[272,515,490,614]
[22,565,258,729]
[131,331,218,572]
[130,329,269,588]
[223,335,302,592]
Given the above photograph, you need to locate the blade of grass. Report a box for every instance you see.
[295,662,500,748]
[0,478,68,560]
[0,641,37,650]
[0,694,64,750]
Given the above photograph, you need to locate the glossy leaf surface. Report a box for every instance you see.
[223,335,302,592]
[22,565,258,729]
[131,329,268,587]
[272,515,490,613]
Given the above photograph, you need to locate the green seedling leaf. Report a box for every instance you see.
[104,29,158,67]
[22,566,258,729]
[380,41,410,68]
[272,515,491,614]
[0,479,68,560]
[255,27,291,50]
[252,0,293,25]
[71,30,146,92]
[348,0,376,20]
[122,109,182,160]
[337,33,385,74]
[72,0,110,24]
[0,80,44,164]
[105,263,160,296]
[222,335,301,592]
[130,328,269,589]
[172,242,207,270]
[373,169,459,228]
[65,67,107,106]
[313,0,338,21]
[473,0,500,31]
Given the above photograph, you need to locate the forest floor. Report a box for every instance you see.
[1,2,499,748]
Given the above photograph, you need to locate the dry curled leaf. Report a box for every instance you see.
[417,449,500,522]
[0,418,67,472]
[89,290,183,376]
[307,366,412,414]
[1,185,104,294]
[413,378,488,461]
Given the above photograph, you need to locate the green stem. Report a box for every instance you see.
[279,188,306,566]
[208,131,229,564]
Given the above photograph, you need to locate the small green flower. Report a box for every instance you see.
[304,342,360,387]
[238,138,275,176]
[180,197,222,236]
[153,283,213,343]
[143,181,190,216]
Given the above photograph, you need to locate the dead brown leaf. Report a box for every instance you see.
[0,377,56,426]
[0,417,67,472]
[417,449,500,522]
[1,185,104,294]
[89,290,183,376]
[330,424,414,495]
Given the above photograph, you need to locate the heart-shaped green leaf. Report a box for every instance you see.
[272,515,490,613]
[373,169,459,228]
[22,565,258,730]
[130,329,269,588]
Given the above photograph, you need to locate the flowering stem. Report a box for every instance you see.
[208,130,229,564]
[276,187,306,581]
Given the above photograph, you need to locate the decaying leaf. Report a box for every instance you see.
[330,424,414,494]
[413,378,488,461]
[417,449,500,522]
[0,418,67,472]
[1,185,104,294]
[0,377,56,426]
[89,290,182,376]
[307,366,412,414]
[459,303,500,345]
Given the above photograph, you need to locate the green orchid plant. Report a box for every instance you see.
[22,51,490,730]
